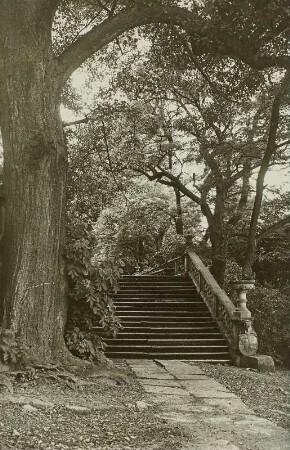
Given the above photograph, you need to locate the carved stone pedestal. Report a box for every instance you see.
[231,279,255,319]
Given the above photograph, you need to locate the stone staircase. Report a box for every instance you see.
[98,274,232,361]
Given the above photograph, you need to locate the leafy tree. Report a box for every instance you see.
[229,192,290,285]
[242,72,289,277]
[72,51,288,285]
[94,186,201,272]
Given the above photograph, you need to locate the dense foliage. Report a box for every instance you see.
[58,1,289,364]
[94,187,201,273]
[65,208,124,361]
[247,285,290,366]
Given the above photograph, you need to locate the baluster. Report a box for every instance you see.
[184,253,188,273]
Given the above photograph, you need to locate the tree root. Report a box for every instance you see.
[45,372,79,390]
[2,347,132,389]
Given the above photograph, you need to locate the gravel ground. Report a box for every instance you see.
[0,362,184,450]
[0,361,289,449]
[198,362,290,430]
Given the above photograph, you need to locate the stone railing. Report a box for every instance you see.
[136,255,185,276]
[186,249,238,352]
[185,248,274,371]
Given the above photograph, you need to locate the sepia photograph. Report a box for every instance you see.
[0,1,289,449]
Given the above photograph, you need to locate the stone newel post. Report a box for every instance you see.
[231,279,255,319]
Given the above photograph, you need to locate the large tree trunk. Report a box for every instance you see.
[0,2,68,362]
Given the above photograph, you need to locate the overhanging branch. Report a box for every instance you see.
[134,164,215,227]
[63,117,90,127]
[56,3,288,88]
[57,5,195,86]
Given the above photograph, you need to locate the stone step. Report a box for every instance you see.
[116,307,208,312]
[106,344,228,352]
[94,326,221,335]
[114,292,199,297]
[114,298,202,302]
[115,301,205,308]
[113,297,202,303]
[116,331,223,338]
[120,276,190,281]
[119,283,195,288]
[119,314,213,326]
[106,351,231,361]
[102,274,231,362]
[117,310,211,317]
[115,287,197,292]
[106,338,227,346]
[118,320,217,327]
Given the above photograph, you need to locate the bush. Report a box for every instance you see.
[65,327,106,361]
[65,211,123,362]
[247,284,290,366]
[0,328,29,364]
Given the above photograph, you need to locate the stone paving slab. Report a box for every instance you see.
[142,384,190,396]
[202,397,253,415]
[139,379,181,387]
[162,409,290,450]
[127,359,290,450]
[172,374,209,380]
[149,393,195,404]
[133,371,175,380]
[157,360,205,375]
[180,378,230,391]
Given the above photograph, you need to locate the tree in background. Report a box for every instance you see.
[69,49,288,285]
[94,186,201,273]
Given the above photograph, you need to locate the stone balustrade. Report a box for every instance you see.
[185,248,274,372]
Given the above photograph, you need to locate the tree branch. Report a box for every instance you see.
[63,117,90,127]
[257,216,290,242]
[56,3,288,88]
[95,0,111,13]
[243,72,289,275]
[101,120,130,203]
[275,139,290,149]
[109,0,118,17]
[57,5,195,86]
[154,165,215,227]
[227,161,251,227]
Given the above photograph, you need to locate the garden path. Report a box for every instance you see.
[127,359,290,450]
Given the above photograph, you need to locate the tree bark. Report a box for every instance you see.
[174,188,184,235]
[0,2,68,361]
[208,184,228,287]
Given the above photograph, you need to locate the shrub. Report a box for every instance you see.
[247,284,290,366]
[0,328,29,364]
[65,210,123,362]
[65,327,106,361]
